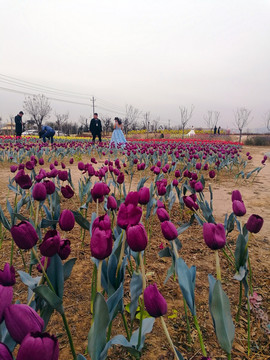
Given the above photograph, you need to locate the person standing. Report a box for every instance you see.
[39,125,55,144]
[14,111,24,137]
[218,126,221,135]
[110,117,126,148]
[214,125,217,134]
[89,113,102,143]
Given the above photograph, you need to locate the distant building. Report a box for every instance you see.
[0,123,15,135]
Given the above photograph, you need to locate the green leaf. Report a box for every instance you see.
[72,211,90,230]
[209,280,235,354]
[88,293,110,360]
[234,234,248,270]
[33,285,64,314]
[63,258,77,281]
[47,254,64,299]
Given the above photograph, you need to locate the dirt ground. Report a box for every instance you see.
[0,145,269,360]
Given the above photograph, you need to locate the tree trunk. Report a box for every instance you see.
[182,127,185,139]
[239,129,242,143]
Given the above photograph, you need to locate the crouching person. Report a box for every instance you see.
[39,125,55,144]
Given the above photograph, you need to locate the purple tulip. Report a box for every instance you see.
[107,195,117,210]
[16,332,59,360]
[126,223,148,252]
[54,160,58,167]
[91,182,110,203]
[61,185,74,199]
[78,162,85,171]
[58,239,71,260]
[69,158,74,164]
[203,223,226,250]
[14,170,32,189]
[138,187,150,205]
[47,168,58,178]
[117,203,142,229]
[172,179,178,187]
[44,180,56,195]
[0,285,13,322]
[57,170,68,182]
[246,214,264,234]
[32,183,47,201]
[156,208,170,222]
[195,181,204,193]
[117,172,125,184]
[4,304,44,344]
[35,168,47,182]
[92,214,111,232]
[38,158,44,165]
[183,196,199,211]
[161,221,178,241]
[90,228,112,260]
[10,165,18,173]
[232,200,246,217]
[125,191,139,206]
[209,170,216,179]
[59,209,75,231]
[196,162,202,170]
[10,221,38,250]
[153,166,161,175]
[39,230,61,257]
[0,343,13,359]
[191,173,198,181]
[61,162,66,169]
[231,190,242,202]
[175,170,181,178]
[0,263,16,286]
[157,200,165,208]
[25,161,35,170]
[144,283,167,317]
[203,163,209,171]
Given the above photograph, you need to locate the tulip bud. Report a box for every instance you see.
[10,221,38,250]
[92,214,111,232]
[246,214,264,234]
[232,200,246,217]
[91,182,110,203]
[161,221,178,241]
[16,332,59,360]
[69,158,74,164]
[196,162,202,170]
[4,304,44,344]
[138,187,150,205]
[183,196,199,211]
[58,170,68,182]
[231,190,242,202]
[175,170,181,178]
[61,185,74,199]
[157,200,165,208]
[26,161,35,170]
[117,172,125,184]
[117,203,142,229]
[107,195,117,210]
[209,170,216,179]
[203,223,226,250]
[195,181,204,193]
[90,228,113,260]
[0,263,16,286]
[125,191,139,206]
[32,183,47,201]
[44,180,56,195]
[153,167,160,175]
[10,165,18,173]
[172,179,178,187]
[203,163,209,170]
[54,160,58,167]
[61,162,66,169]
[39,230,61,257]
[144,283,167,317]
[0,343,13,359]
[78,162,85,171]
[14,170,32,189]
[156,208,170,222]
[38,158,44,165]
[126,223,148,252]
[0,285,13,322]
[59,209,75,231]
[58,240,71,260]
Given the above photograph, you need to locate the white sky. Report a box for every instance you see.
[1,0,270,130]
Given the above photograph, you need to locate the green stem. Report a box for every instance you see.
[193,315,207,357]
[137,297,144,349]
[222,248,236,269]
[247,256,253,295]
[247,297,251,356]
[19,249,27,272]
[183,299,192,344]
[236,281,243,322]
[139,252,146,291]
[116,231,125,275]
[160,316,179,359]
[122,312,131,341]
[96,198,99,217]
[34,201,40,229]
[61,312,77,360]
[215,250,221,281]
[97,260,103,293]
[10,238,14,266]
[32,248,54,291]
[227,352,231,360]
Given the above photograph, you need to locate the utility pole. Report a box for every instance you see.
[91,96,96,116]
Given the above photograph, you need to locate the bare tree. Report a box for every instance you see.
[265,111,270,132]
[204,110,220,133]
[179,105,194,138]
[23,94,52,131]
[101,117,113,136]
[234,107,252,143]
[142,111,150,130]
[79,115,89,132]
[123,104,141,134]
[152,117,160,132]
[55,112,69,135]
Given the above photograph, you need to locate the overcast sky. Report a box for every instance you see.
[1,0,270,130]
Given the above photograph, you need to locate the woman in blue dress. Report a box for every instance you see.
[110,117,127,148]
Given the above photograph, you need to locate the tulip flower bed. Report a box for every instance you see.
[0,137,269,360]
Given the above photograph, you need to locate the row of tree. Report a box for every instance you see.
[1,94,270,141]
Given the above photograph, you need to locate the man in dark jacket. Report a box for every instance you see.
[15,111,24,137]
[39,125,55,144]
[89,113,102,143]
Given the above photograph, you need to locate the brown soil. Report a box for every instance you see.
[0,145,269,360]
